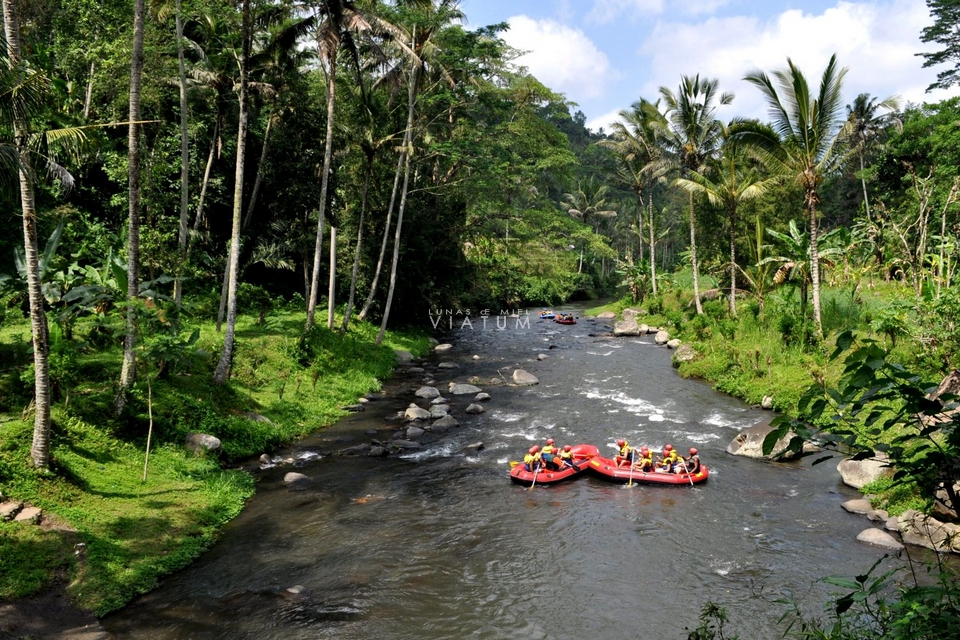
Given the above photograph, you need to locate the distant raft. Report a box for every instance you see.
[554,314,576,325]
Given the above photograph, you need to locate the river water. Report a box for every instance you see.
[102,308,895,639]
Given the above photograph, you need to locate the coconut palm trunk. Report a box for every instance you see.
[342,159,372,332]
[173,0,190,306]
[213,0,251,384]
[376,65,417,346]
[359,151,403,321]
[305,43,337,332]
[688,192,703,314]
[649,195,657,295]
[4,0,52,468]
[117,0,147,413]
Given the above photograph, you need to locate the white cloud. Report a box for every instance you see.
[503,15,619,100]
[587,108,626,134]
[638,0,958,121]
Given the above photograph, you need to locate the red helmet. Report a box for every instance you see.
[616,439,625,447]
[546,438,555,445]
[665,444,673,451]
[689,447,698,455]
[563,445,572,452]
[529,445,539,454]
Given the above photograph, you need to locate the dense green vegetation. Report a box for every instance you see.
[3,0,960,635]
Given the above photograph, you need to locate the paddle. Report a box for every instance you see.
[679,458,695,487]
[509,460,520,468]
[529,463,541,490]
[627,449,634,487]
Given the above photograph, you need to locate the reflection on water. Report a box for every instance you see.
[103,309,895,639]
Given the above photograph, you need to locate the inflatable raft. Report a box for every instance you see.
[587,455,708,485]
[510,444,600,485]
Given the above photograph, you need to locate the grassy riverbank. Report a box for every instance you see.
[0,311,429,616]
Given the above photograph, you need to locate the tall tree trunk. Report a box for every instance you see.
[376,66,416,346]
[117,0,146,414]
[327,226,336,329]
[4,0,51,468]
[359,151,403,321]
[342,159,372,332]
[689,192,703,315]
[83,60,95,119]
[213,0,250,385]
[729,205,737,316]
[635,189,644,264]
[241,109,273,230]
[807,195,823,337]
[173,0,189,307]
[186,118,219,259]
[306,49,337,331]
[649,193,657,295]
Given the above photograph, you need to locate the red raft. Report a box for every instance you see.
[509,444,600,485]
[587,455,709,485]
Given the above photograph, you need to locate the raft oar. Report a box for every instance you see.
[509,460,520,468]
[529,464,541,490]
[679,459,695,487]
[627,450,635,487]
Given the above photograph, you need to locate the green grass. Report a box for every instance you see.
[0,308,428,615]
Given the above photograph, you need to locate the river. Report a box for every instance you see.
[102,308,894,639]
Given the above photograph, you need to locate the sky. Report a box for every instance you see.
[458,0,958,133]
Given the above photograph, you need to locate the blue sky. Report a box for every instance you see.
[459,0,958,132]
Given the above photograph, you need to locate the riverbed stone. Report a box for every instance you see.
[672,344,698,366]
[434,343,453,353]
[283,472,312,489]
[394,349,414,364]
[185,432,221,454]
[726,420,798,459]
[666,338,681,349]
[438,362,459,369]
[842,499,875,515]
[474,392,491,402]
[368,446,386,457]
[654,330,670,345]
[432,415,460,429]
[0,501,22,521]
[406,426,425,439]
[512,369,539,386]
[857,528,904,550]
[430,396,448,405]
[465,403,485,414]
[407,367,425,374]
[537,353,549,361]
[597,311,616,319]
[415,386,441,399]
[897,510,960,553]
[430,406,449,419]
[341,404,365,412]
[404,405,432,421]
[390,440,422,450]
[449,383,482,395]
[463,442,485,452]
[837,453,893,489]
[487,377,504,385]
[613,319,640,336]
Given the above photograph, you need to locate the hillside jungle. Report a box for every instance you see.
[2,0,960,637]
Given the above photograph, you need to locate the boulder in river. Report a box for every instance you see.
[474,392,491,402]
[434,343,453,353]
[512,369,538,386]
[726,419,798,459]
[613,319,640,336]
[404,405,432,421]
[837,452,893,489]
[415,386,440,399]
[857,528,903,550]
[432,415,460,429]
[284,472,313,490]
[449,383,482,395]
[394,350,414,364]
[185,432,221,454]
[654,330,669,345]
[465,403,485,414]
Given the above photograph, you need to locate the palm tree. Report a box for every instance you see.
[213,0,251,385]
[743,54,848,337]
[843,92,901,223]
[658,75,733,315]
[763,220,845,321]
[3,0,52,467]
[674,121,776,315]
[305,0,371,332]
[603,98,671,295]
[563,181,617,272]
[117,0,147,413]
[376,0,464,346]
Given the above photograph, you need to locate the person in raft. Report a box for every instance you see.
[657,444,680,472]
[558,444,575,468]
[615,439,636,467]
[679,447,701,474]
[541,438,561,470]
[524,445,542,472]
[633,446,654,471]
